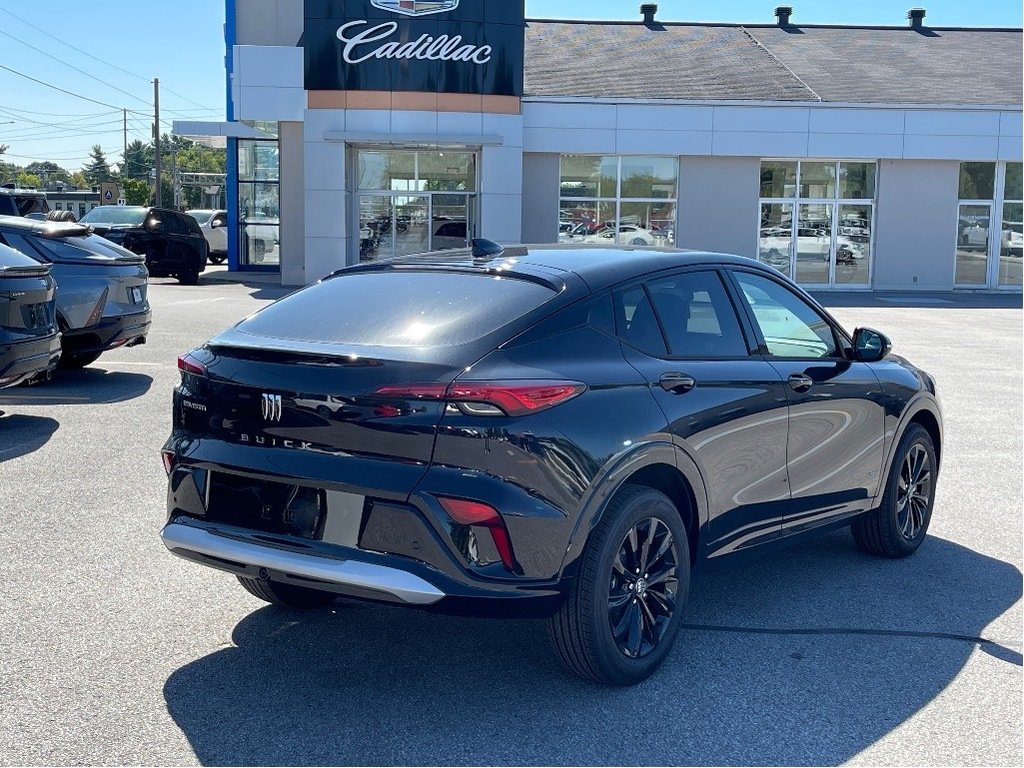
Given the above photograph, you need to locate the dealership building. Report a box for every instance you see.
[175,1,1023,291]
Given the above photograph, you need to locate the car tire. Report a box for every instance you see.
[57,350,102,369]
[178,254,201,286]
[236,575,337,609]
[208,254,226,265]
[851,424,937,558]
[254,239,266,263]
[630,237,647,246]
[547,484,690,685]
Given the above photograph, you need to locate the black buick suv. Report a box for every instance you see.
[161,244,942,684]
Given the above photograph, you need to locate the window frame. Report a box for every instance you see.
[757,159,877,288]
[954,161,1023,290]
[558,155,679,247]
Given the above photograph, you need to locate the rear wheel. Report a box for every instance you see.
[852,424,937,558]
[57,349,102,369]
[178,253,201,285]
[254,239,266,263]
[548,484,690,685]
[237,575,337,608]
[208,253,226,265]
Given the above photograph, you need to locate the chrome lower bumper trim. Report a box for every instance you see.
[161,522,445,605]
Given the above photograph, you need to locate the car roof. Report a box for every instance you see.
[345,243,771,294]
[0,214,90,237]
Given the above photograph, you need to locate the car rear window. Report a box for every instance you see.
[237,271,556,348]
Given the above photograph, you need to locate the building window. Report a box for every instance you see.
[237,139,279,267]
[956,162,1021,288]
[558,155,677,247]
[356,150,476,262]
[758,160,876,287]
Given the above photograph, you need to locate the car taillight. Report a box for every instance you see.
[438,497,517,572]
[161,449,175,475]
[373,380,585,417]
[447,381,586,416]
[177,353,206,377]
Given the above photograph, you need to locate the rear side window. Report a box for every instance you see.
[616,285,668,356]
[237,271,557,348]
[646,271,748,358]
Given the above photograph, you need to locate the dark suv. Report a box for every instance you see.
[161,244,943,685]
[0,187,49,218]
[79,206,208,285]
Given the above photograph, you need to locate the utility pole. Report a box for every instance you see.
[153,78,162,207]
[123,109,127,164]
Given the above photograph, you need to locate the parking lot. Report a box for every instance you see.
[0,276,1021,766]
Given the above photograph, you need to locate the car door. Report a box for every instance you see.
[614,268,791,557]
[728,269,886,534]
[209,212,228,252]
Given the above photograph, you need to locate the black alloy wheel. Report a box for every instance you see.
[548,484,690,685]
[852,424,937,558]
[608,517,680,659]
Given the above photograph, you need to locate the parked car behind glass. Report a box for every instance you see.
[79,206,208,285]
[161,243,942,685]
[0,216,151,369]
[0,242,60,387]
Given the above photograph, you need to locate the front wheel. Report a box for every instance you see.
[548,485,690,685]
[237,575,337,608]
[208,253,226,265]
[852,424,937,558]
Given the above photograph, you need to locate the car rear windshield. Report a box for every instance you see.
[237,271,557,348]
[79,207,147,226]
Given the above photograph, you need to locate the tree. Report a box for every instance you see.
[25,161,70,188]
[0,144,7,158]
[122,140,154,181]
[70,171,88,189]
[15,172,42,189]
[83,145,114,186]
[122,178,151,206]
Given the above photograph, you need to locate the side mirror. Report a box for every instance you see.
[211,219,224,229]
[853,327,892,363]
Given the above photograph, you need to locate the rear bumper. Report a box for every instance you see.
[64,310,151,355]
[0,331,61,387]
[161,519,446,605]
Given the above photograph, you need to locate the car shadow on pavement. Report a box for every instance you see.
[0,368,152,406]
[163,532,1021,767]
[0,414,59,462]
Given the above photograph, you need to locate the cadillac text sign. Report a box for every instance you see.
[303,0,525,95]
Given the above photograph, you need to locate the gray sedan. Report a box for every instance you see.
[0,216,151,369]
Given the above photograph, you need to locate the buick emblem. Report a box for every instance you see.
[370,0,460,16]
[261,393,283,423]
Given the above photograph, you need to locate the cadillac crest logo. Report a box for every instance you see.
[370,0,460,16]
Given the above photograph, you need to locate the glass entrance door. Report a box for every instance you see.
[358,193,474,262]
[955,203,993,286]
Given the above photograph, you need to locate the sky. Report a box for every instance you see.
[0,0,1021,172]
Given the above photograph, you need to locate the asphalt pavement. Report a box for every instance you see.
[0,277,1020,766]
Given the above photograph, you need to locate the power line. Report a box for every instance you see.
[0,106,118,119]
[0,6,219,112]
[0,27,150,107]
[0,63,123,110]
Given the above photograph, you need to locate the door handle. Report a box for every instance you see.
[659,373,696,394]
[788,373,814,393]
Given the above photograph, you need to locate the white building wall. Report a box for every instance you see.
[677,157,761,258]
[873,160,960,291]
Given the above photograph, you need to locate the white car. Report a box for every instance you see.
[582,225,656,246]
[186,210,229,264]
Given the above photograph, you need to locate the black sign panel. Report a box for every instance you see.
[303,1,525,96]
